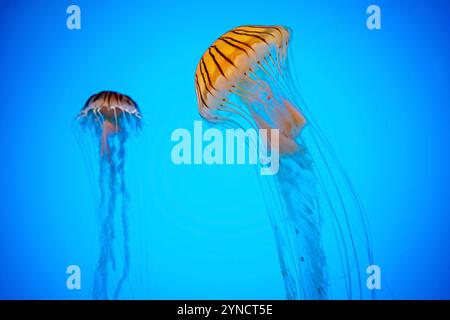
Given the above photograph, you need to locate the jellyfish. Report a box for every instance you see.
[77,91,141,299]
[194,25,374,299]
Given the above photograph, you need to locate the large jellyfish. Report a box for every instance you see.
[77,91,141,299]
[194,25,374,299]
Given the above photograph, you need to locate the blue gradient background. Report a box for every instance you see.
[0,0,449,299]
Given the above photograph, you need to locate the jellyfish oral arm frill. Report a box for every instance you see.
[101,120,118,157]
[274,151,329,299]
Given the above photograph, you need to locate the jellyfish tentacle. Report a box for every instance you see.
[113,107,119,134]
[113,130,130,299]
[275,151,329,299]
[94,143,118,300]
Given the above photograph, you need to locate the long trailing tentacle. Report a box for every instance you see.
[282,42,375,299]
[93,140,117,300]
[113,129,130,299]
[275,151,328,299]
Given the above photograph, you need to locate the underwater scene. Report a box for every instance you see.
[0,0,450,300]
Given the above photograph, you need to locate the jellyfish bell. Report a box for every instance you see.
[78,91,141,157]
[194,25,305,154]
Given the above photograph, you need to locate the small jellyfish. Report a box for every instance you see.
[77,91,141,299]
[194,26,373,299]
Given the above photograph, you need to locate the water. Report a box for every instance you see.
[0,0,450,299]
